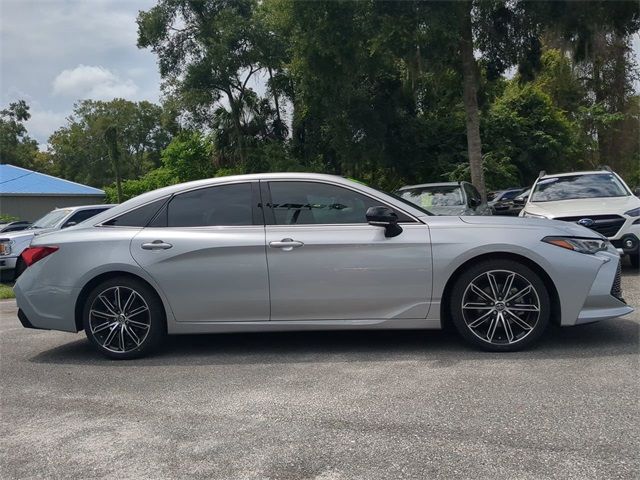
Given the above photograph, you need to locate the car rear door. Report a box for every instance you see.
[262,180,432,321]
[130,181,270,323]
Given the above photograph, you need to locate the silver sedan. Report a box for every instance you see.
[14,173,633,359]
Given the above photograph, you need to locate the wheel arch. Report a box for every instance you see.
[439,252,561,329]
[74,271,167,332]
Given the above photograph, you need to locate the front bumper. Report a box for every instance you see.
[575,256,634,325]
[0,256,17,271]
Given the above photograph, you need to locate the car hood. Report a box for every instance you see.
[460,215,600,238]
[0,228,54,242]
[523,195,640,218]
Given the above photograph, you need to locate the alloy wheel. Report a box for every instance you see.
[461,269,541,345]
[88,286,151,353]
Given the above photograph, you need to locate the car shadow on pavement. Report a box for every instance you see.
[30,316,638,367]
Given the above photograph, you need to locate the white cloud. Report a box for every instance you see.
[52,65,138,100]
[25,109,68,149]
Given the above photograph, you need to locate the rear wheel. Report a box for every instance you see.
[449,260,550,351]
[83,277,165,359]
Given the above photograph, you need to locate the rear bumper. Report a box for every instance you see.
[575,257,633,325]
[17,309,50,330]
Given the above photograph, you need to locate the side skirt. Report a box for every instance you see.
[167,318,442,335]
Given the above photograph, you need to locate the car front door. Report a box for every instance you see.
[263,180,432,321]
[130,181,270,323]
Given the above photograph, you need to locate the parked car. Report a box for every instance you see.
[519,169,640,268]
[0,204,115,281]
[489,188,526,216]
[0,221,32,233]
[14,173,632,359]
[395,181,491,216]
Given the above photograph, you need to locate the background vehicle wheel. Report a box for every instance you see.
[83,276,166,359]
[449,259,550,352]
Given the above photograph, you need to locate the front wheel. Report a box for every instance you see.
[449,260,550,352]
[83,276,166,359]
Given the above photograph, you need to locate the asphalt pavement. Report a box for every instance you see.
[1,262,638,480]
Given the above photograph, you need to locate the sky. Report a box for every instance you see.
[1,0,161,147]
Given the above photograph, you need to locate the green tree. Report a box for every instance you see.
[137,0,286,166]
[47,99,174,188]
[0,100,39,169]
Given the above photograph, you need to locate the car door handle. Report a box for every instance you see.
[269,238,304,251]
[141,240,173,250]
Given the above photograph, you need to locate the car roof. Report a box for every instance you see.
[86,173,432,226]
[53,204,116,212]
[397,182,462,190]
[540,170,615,179]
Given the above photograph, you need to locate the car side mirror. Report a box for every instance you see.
[63,221,77,228]
[513,197,526,205]
[469,197,481,208]
[366,206,403,238]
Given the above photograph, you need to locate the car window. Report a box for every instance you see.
[103,198,167,227]
[167,183,253,227]
[63,208,109,228]
[531,174,628,202]
[465,183,481,203]
[501,189,523,200]
[28,209,73,229]
[268,181,412,225]
[398,185,464,207]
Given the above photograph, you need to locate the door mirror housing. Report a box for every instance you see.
[366,206,403,238]
[468,197,481,208]
[62,221,77,228]
[513,196,527,206]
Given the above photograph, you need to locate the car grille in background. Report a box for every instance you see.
[611,261,624,302]
[555,215,625,238]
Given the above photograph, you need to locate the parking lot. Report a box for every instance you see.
[0,263,637,480]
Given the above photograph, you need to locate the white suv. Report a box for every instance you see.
[519,169,640,268]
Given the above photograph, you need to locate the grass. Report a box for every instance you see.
[0,283,15,300]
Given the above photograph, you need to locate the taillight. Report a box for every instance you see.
[20,246,59,267]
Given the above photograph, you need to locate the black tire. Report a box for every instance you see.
[449,259,550,352]
[83,276,166,359]
[629,253,639,270]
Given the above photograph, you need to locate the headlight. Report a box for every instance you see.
[542,236,609,254]
[0,241,12,256]
[522,211,547,219]
[624,207,640,217]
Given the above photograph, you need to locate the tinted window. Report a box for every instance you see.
[268,181,412,225]
[531,174,628,202]
[63,208,108,228]
[501,189,523,200]
[104,199,167,227]
[167,183,253,227]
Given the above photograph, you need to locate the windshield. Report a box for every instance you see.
[500,189,524,200]
[531,174,628,202]
[397,185,464,208]
[29,209,72,229]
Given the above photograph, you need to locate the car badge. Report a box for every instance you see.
[577,218,595,227]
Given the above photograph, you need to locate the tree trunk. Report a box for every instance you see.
[459,2,487,201]
[103,126,122,203]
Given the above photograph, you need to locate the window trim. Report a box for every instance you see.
[261,179,421,227]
